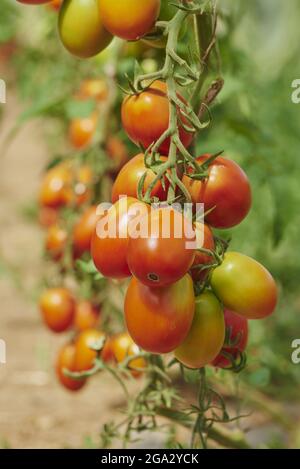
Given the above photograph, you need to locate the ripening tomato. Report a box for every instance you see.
[190,223,215,282]
[45,224,67,261]
[73,205,99,258]
[212,309,248,369]
[74,300,100,331]
[17,0,51,4]
[77,78,108,101]
[38,206,59,228]
[122,81,193,155]
[106,136,129,175]
[211,252,278,319]
[125,274,195,354]
[111,332,146,377]
[69,112,98,149]
[74,328,105,371]
[174,291,225,369]
[39,164,73,209]
[39,288,75,333]
[127,207,196,287]
[56,343,86,391]
[111,154,168,203]
[99,0,160,41]
[58,0,113,58]
[91,197,149,279]
[183,155,252,229]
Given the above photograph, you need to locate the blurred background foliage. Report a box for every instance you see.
[1,0,300,410]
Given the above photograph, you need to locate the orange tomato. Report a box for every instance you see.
[45,224,67,261]
[69,112,98,149]
[111,332,146,377]
[39,288,75,333]
[38,206,59,228]
[73,205,99,258]
[74,300,100,331]
[39,164,73,209]
[56,343,86,391]
[78,78,108,101]
[74,329,105,371]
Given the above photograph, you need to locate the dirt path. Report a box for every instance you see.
[0,87,131,449]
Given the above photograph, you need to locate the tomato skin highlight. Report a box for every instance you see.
[212,309,248,369]
[211,252,278,319]
[74,300,100,332]
[127,207,196,287]
[125,274,195,354]
[56,343,86,391]
[74,328,105,371]
[99,0,161,41]
[111,154,168,203]
[73,205,99,258]
[182,155,252,229]
[190,223,215,282]
[111,332,146,377]
[121,81,193,155]
[39,288,75,333]
[58,0,113,59]
[175,291,225,369]
[91,197,149,279]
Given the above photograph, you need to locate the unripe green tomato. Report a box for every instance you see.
[211,252,278,320]
[175,291,225,369]
[58,0,113,59]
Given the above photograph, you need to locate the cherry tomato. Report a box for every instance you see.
[212,309,248,369]
[211,252,278,319]
[190,223,215,282]
[121,81,193,154]
[91,197,149,279]
[106,136,129,175]
[74,328,105,371]
[74,164,93,206]
[74,300,100,332]
[58,0,113,58]
[77,78,108,101]
[38,207,59,228]
[39,164,72,209]
[111,153,168,203]
[125,274,195,354]
[39,288,75,333]
[111,332,146,377]
[69,112,98,149]
[182,155,252,229]
[99,0,160,41]
[127,207,196,287]
[174,291,225,369]
[73,205,99,258]
[45,224,67,261]
[56,343,86,391]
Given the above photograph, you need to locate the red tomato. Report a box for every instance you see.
[212,309,249,368]
[182,155,252,229]
[111,332,147,377]
[211,252,278,319]
[73,205,99,258]
[175,290,225,369]
[45,224,67,261]
[74,300,100,332]
[91,197,149,279]
[125,274,195,354]
[122,81,193,154]
[127,207,196,287]
[56,343,86,391]
[39,288,75,333]
[74,329,105,371]
[99,0,160,41]
[190,223,215,282]
[111,153,168,203]
[69,112,98,149]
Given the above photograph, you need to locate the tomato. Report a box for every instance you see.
[77,78,108,101]
[56,343,86,391]
[74,328,105,371]
[38,206,59,228]
[111,154,168,203]
[48,0,62,10]
[45,224,67,261]
[127,207,196,287]
[74,164,93,206]
[91,197,149,279]
[99,0,160,41]
[101,337,115,363]
[211,252,278,319]
[39,164,72,209]
[58,0,113,59]
[39,288,75,333]
[174,291,225,369]
[69,112,98,149]
[121,81,193,155]
[183,155,252,229]
[106,136,129,175]
[74,300,100,331]
[17,0,51,4]
[212,309,248,369]
[73,205,99,258]
[111,332,146,377]
[190,223,215,282]
[125,274,195,354]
